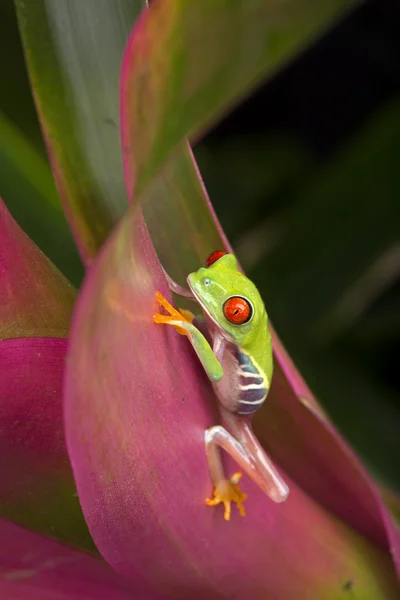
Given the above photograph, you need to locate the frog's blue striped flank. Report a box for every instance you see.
[235,348,260,374]
[235,349,268,415]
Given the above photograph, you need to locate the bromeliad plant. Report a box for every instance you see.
[0,1,399,599]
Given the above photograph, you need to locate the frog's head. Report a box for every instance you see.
[187,251,267,346]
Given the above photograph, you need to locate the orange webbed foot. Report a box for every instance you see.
[153,291,193,335]
[205,472,247,521]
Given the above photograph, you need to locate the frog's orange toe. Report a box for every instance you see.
[178,308,195,323]
[205,472,247,521]
[154,291,181,318]
[153,291,191,335]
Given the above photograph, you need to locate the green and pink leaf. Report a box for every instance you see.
[0,199,91,548]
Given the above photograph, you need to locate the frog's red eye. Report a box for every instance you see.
[206,250,227,267]
[223,296,252,325]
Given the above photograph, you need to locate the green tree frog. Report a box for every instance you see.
[154,251,289,520]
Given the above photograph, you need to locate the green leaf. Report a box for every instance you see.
[0,200,93,549]
[15,0,147,263]
[0,111,83,285]
[122,0,359,195]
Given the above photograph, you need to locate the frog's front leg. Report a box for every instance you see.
[153,291,222,382]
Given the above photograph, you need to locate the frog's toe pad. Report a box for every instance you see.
[205,472,247,521]
[153,291,191,335]
[178,308,195,323]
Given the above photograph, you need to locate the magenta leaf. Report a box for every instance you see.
[0,337,92,548]
[0,518,161,599]
[64,207,399,599]
[254,357,400,565]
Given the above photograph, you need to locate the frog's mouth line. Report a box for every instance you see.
[187,276,219,324]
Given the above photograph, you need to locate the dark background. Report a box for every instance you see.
[1,0,399,490]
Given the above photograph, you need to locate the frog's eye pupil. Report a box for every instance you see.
[223,297,252,325]
[203,278,211,286]
[206,250,227,267]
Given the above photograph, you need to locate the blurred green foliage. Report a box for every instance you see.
[0,0,83,284]
[0,0,398,490]
[196,0,400,488]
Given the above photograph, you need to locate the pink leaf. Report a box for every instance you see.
[0,519,161,600]
[0,337,92,549]
[64,207,399,599]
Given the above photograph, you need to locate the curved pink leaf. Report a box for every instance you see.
[64,208,399,599]
[0,337,92,548]
[0,519,160,600]
[381,487,400,526]
[254,360,400,569]
[0,198,75,339]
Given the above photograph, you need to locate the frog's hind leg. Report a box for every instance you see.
[204,417,289,520]
[204,425,249,521]
[162,268,193,298]
[234,418,289,503]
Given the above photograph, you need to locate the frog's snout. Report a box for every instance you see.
[187,272,196,290]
